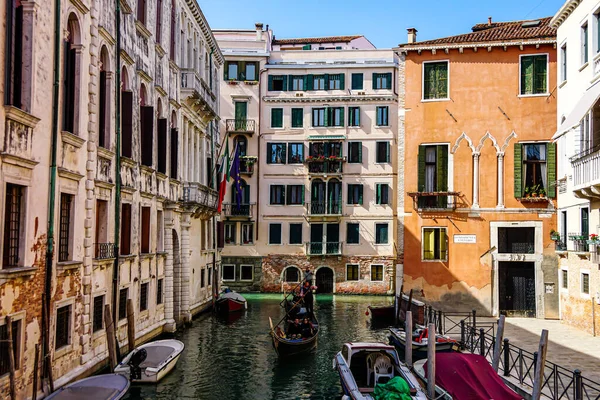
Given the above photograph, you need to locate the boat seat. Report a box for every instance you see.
[374,355,394,385]
[139,345,176,368]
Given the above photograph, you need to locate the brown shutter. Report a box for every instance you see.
[140,106,154,167]
[169,0,176,60]
[120,204,131,255]
[99,71,107,148]
[217,221,224,249]
[170,128,178,178]
[121,91,133,158]
[157,118,167,173]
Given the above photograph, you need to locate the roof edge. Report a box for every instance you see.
[397,38,556,52]
[550,0,582,28]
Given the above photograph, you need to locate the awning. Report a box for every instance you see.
[553,81,600,140]
[307,135,346,141]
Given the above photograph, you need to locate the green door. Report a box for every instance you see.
[234,102,247,130]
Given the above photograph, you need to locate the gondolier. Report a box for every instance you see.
[300,280,314,316]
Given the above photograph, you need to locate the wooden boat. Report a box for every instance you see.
[367,292,425,326]
[388,327,457,361]
[269,312,319,357]
[413,353,521,400]
[367,305,395,324]
[332,342,429,399]
[114,339,184,383]
[215,289,247,313]
[45,374,129,400]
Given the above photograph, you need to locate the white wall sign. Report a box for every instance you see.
[454,234,476,244]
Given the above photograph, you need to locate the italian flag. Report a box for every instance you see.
[217,141,230,213]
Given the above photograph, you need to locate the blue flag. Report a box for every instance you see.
[229,144,242,209]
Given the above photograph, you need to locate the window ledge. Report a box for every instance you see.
[119,254,137,262]
[139,253,154,260]
[559,80,568,89]
[421,259,448,263]
[97,146,115,160]
[155,43,166,58]
[120,156,136,168]
[156,172,167,180]
[4,105,41,128]
[517,93,549,98]
[579,62,589,72]
[140,165,155,174]
[156,252,168,258]
[92,258,116,268]
[421,98,450,103]
[61,131,85,148]
[135,20,152,39]
[54,344,73,360]
[0,266,37,280]
[57,261,83,272]
[519,196,549,203]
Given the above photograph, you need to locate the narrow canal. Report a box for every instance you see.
[125,294,393,400]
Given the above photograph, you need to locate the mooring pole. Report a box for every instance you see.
[405,310,413,368]
[492,315,505,372]
[427,322,436,399]
[126,299,136,352]
[104,304,118,370]
[7,316,16,400]
[33,344,40,400]
[532,329,549,400]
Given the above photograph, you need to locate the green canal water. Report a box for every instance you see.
[125,294,394,400]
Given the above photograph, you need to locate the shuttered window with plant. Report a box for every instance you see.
[417,145,449,208]
[514,142,556,199]
[520,55,547,95]
[224,61,258,81]
[423,61,448,100]
[422,227,447,261]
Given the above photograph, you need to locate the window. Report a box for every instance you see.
[351,73,363,90]
[520,55,547,95]
[375,224,388,244]
[328,74,344,90]
[287,185,304,205]
[290,223,303,244]
[157,210,164,252]
[93,295,104,333]
[371,265,384,281]
[118,288,128,320]
[140,282,149,311]
[347,184,363,205]
[140,206,151,253]
[288,143,304,163]
[156,0,162,41]
[224,61,258,81]
[137,0,146,24]
[302,44,311,50]
[3,183,25,268]
[121,89,133,158]
[55,305,71,350]
[291,108,304,128]
[222,265,235,281]
[348,107,360,127]
[291,76,304,91]
[269,75,286,91]
[417,145,449,208]
[245,63,257,81]
[269,223,282,244]
[581,272,590,294]
[312,108,326,127]
[98,49,111,149]
[240,265,253,281]
[582,23,589,64]
[58,193,74,262]
[169,0,176,60]
[63,16,80,134]
[346,264,359,281]
[271,108,283,128]
[348,142,362,163]
[328,107,344,127]
[376,142,390,163]
[224,222,236,244]
[376,106,389,126]
[120,203,132,255]
[376,184,389,205]
[515,143,556,198]
[423,61,448,100]
[139,100,154,167]
[309,142,342,157]
[157,117,168,174]
[347,223,360,244]
[241,223,254,244]
[4,0,24,108]
[226,63,237,81]
[561,269,568,290]
[267,143,286,164]
[201,269,205,287]
[0,319,20,375]
[423,227,448,261]
[373,73,392,89]
[313,75,325,90]
[270,185,286,205]
[498,228,534,254]
[208,268,212,286]
[284,267,300,282]
[156,278,163,305]
[561,44,567,82]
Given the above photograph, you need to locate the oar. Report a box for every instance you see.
[273,295,306,330]
[279,279,304,308]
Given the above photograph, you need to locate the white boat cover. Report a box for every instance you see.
[219,291,246,303]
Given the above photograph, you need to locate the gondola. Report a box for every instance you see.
[269,311,319,356]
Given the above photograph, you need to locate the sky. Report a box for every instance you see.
[198,0,566,48]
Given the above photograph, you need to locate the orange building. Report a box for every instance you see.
[397,18,559,318]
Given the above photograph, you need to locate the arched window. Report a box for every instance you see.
[99,46,111,148]
[157,98,168,174]
[63,13,81,135]
[170,111,178,178]
[139,84,154,167]
[121,66,133,158]
[284,267,300,283]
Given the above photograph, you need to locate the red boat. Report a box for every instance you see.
[215,290,247,313]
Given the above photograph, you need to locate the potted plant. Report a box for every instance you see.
[538,187,547,198]
[524,186,532,198]
[550,229,561,241]
[589,234,600,262]
[531,184,540,198]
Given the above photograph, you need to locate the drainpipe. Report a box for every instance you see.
[42,0,62,391]
[256,67,267,241]
[112,0,122,329]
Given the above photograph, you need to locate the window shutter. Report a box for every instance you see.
[324,107,329,127]
[386,73,392,89]
[282,76,288,91]
[521,57,533,95]
[436,145,448,208]
[267,143,273,162]
[324,73,329,89]
[382,225,388,243]
[417,145,426,191]
[383,185,389,204]
[534,56,547,94]
[514,143,523,198]
[547,142,557,198]
[301,186,305,205]
[121,91,133,158]
[170,128,178,178]
[223,63,229,80]
[238,62,245,80]
[358,185,363,205]
[339,107,345,127]
[358,142,363,163]
[282,186,286,204]
[306,74,313,90]
[268,75,273,91]
[340,73,345,90]
[386,142,390,162]
[288,75,294,90]
[372,73,377,89]
[376,184,381,204]
[286,185,291,205]
[141,106,154,167]
[157,118,168,174]
[282,143,287,163]
[347,185,352,204]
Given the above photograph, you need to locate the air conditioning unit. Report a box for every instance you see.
[296,93,304,97]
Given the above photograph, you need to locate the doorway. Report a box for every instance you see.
[315,267,334,294]
[498,262,535,317]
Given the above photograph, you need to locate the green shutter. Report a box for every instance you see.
[339,108,344,127]
[521,56,533,95]
[340,73,345,90]
[372,73,377,89]
[267,143,273,162]
[547,142,556,198]
[282,76,288,91]
[288,75,294,90]
[347,185,352,204]
[282,143,287,163]
[514,143,523,198]
[268,75,273,91]
[436,145,448,208]
[386,142,390,162]
[376,184,382,204]
[423,64,432,99]
[352,73,363,90]
[386,72,392,89]
[224,62,229,80]
[358,185,363,205]
[382,225,388,243]
[306,74,313,90]
[301,186,305,204]
[358,142,362,163]
[534,55,547,94]
[324,73,329,89]
[324,107,329,127]
[418,146,426,192]
[302,44,311,50]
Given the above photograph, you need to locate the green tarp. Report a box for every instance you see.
[373,377,412,400]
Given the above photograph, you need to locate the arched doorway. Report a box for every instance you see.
[315,267,334,294]
[172,229,181,322]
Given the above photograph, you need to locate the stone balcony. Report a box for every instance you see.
[571,145,600,198]
[180,69,218,120]
[181,183,219,218]
[222,202,256,219]
[226,119,255,135]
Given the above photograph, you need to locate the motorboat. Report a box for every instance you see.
[413,353,522,400]
[45,374,129,399]
[332,342,429,399]
[388,327,457,361]
[114,339,184,383]
[269,311,319,357]
[215,288,247,313]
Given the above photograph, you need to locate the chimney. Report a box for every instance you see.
[255,22,264,41]
[407,28,418,44]
[488,17,492,26]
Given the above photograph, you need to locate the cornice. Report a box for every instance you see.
[183,0,224,65]
[550,0,582,28]
[120,49,134,66]
[57,167,84,182]
[398,38,556,53]
[69,0,90,15]
[262,95,398,104]
[98,26,116,47]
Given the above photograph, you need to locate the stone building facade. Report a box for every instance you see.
[0,0,222,397]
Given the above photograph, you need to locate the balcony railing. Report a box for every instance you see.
[571,145,600,188]
[182,184,219,210]
[240,156,256,175]
[569,233,590,252]
[223,203,255,218]
[305,201,342,216]
[305,241,343,256]
[554,235,567,251]
[306,159,344,174]
[407,191,461,211]
[180,69,217,116]
[94,243,116,260]
[226,119,255,135]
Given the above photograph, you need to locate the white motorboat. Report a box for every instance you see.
[332,342,428,399]
[114,339,184,383]
[45,374,129,399]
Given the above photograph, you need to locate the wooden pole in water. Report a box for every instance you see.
[405,311,413,368]
[492,315,505,372]
[127,299,136,352]
[32,344,40,400]
[6,316,16,400]
[104,304,118,370]
[532,329,549,400]
[406,289,413,323]
[426,322,436,399]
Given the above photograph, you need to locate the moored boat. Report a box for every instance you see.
[215,289,247,313]
[114,339,184,383]
[413,353,522,400]
[388,327,457,361]
[367,305,395,325]
[269,311,319,357]
[332,342,429,399]
[45,374,129,400]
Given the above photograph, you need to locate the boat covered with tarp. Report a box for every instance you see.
[45,374,129,400]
